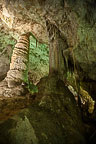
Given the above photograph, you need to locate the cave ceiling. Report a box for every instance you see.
[0,0,96,81]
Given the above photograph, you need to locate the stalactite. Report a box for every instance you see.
[62,48,75,73]
[6,33,30,88]
[46,19,67,77]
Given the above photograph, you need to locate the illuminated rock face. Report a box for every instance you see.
[6,33,30,88]
[0,7,14,29]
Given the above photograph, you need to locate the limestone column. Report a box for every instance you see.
[6,33,30,88]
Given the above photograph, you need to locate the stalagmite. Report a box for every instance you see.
[6,33,30,88]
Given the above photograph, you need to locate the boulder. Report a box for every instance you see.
[0,75,86,144]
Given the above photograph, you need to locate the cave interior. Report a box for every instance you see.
[0,0,96,144]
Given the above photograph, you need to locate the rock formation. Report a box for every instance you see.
[0,44,13,81]
[0,0,96,143]
[0,74,86,144]
[0,0,96,85]
[0,33,30,97]
[6,33,30,88]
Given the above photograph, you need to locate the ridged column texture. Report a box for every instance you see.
[6,34,30,88]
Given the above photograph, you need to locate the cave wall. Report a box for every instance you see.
[29,36,49,84]
[0,32,15,81]
[0,0,96,93]
[0,33,49,85]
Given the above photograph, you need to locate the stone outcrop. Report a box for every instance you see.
[0,75,86,144]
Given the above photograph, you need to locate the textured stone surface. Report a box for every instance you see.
[0,1,48,43]
[0,1,95,143]
[0,33,30,97]
[0,0,95,83]
[0,0,95,110]
[6,33,30,88]
[29,35,49,84]
[0,44,13,81]
[0,75,86,144]
[0,78,26,97]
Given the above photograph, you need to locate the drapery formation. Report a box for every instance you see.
[46,20,67,79]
